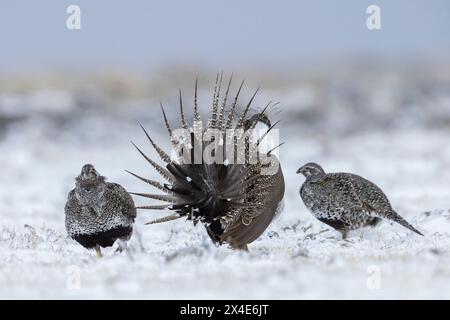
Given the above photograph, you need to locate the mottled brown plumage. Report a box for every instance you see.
[65,164,136,256]
[129,74,285,250]
[297,162,423,238]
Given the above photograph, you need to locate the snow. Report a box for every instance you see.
[1,70,450,299]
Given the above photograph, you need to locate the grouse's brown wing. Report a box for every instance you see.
[220,163,285,249]
[324,174,423,235]
[64,189,82,235]
[106,182,137,220]
[319,174,367,212]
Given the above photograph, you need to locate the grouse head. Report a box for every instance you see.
[76,164,105,188]
[296,162,325,178]
[243,112,271,130]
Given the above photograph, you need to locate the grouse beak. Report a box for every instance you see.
[296,166,309,176]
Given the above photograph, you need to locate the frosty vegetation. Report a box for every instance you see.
[1,65,450,299]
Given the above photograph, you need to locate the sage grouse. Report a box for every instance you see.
[129,75,285,250]
[65,164,136,256]
[297,162,423,239]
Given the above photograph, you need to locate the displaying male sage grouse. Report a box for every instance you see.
[129,74,285,250]
[65,164,136,256]
[297,162,423,239]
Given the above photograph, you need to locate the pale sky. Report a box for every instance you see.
[1,0,449,72]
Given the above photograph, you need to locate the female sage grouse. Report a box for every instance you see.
[65,164,136,256]
[129,74,285,250]
[297,162,423,239]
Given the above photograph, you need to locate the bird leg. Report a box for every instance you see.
[232,243,249,251]
[115,240,126,253]
[115,240,134,261]
[134,228,145,252]
[115,239,132,254]
[95,245,102,258]
[340,227,349,240]
[240,244,249,252]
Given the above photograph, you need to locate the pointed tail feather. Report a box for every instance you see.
[218,73,233,130]
[145,214,183,225]
[125,170,168,193]
[129,192,175,203]
[388,211,424,236]
[131,141,174,183]
[226,79,245,129]
[137,123,171,163]
[235,87,260,129]
[208,71,223,129]
[136,204,172,210]
[193,78,201,122]
[160,102,182,151]
[179,89,188,130]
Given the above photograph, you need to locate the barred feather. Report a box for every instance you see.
[130,75,285,250]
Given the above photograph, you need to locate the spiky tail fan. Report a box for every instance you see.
[129,74,285,249]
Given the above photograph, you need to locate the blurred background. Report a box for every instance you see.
[1,0,450,299]
[1,0,450,138]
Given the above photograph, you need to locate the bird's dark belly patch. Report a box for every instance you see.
[318,218,349,231]
[73,226,132,249]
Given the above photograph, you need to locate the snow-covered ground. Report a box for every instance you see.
[1,70,450,299]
